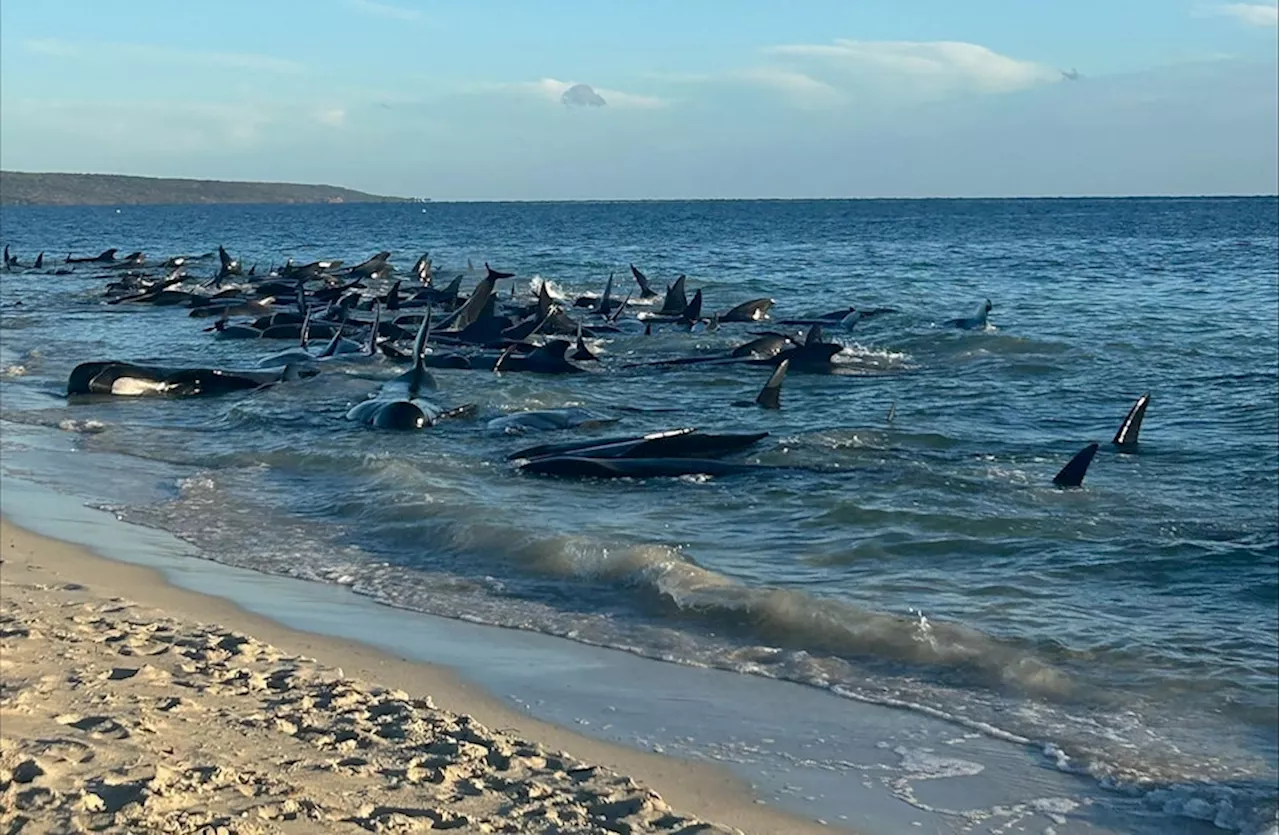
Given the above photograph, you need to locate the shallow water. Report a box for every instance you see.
[1,197,1276,832]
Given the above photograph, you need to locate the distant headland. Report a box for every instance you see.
[0,171,412,206]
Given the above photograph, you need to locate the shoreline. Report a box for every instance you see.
[0,514,834,835]
[0,438,1255,835]
[0,514,828,834]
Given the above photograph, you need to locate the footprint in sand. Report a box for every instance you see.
[54,714,131,740]
[31,736,95,764]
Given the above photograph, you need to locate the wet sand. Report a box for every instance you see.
[0,518,830,835]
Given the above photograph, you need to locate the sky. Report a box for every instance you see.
[0,0,1276,200]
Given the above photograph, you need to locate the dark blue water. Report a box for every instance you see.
[2,198,1276,832]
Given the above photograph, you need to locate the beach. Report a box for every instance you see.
[0,517,824,835]
[0,197,1273,834]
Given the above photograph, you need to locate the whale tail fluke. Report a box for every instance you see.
[1053,443,1099,488]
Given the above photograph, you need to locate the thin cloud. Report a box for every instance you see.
[22,38,81,58]
[347,0,425,23]
[483,78,668,109]
[1205,3,1279,26]
[650,40,1055,108]
[314,108,347,127]
[766,39,1059,95]
[648,68,842,108]
[21,38,305,74]
[734,67,845,106]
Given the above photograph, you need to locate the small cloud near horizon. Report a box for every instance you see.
[479,78,666,109]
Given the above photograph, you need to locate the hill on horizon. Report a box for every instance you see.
[0,171,410,206]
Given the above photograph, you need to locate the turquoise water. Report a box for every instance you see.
[1,197,1276,831]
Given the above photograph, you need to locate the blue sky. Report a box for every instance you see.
[1,0,1276,199]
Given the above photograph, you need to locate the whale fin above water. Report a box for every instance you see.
[1112,393,1150,450]
[572,326,599,362]
[1053,443,1099,488]
[595,272,614,316]
[608,291,632,323]
[406,305,436,396]
[630,263,659,299]
[679,288,703,326]
[536,280,553,320]
[755,360,789,410]
[439,276,495,332]
[660,275,688,316]
[364,301,382,355]
[485,262,515,280]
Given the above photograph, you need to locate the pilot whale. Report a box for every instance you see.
[346,310,470,430]
[945,299,993,330]
[1112,393,1150,451]
[67,361,315,397]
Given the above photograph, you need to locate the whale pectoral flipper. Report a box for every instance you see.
[1053,443,1099,488]
[1112,393,1150,450]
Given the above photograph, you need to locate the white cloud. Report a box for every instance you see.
[766,39,1060,96]
[733,67,845,106]
[481,77,668,109]
[347,0,425,22]
[646,67,841,108]
[1206,3,1279,26]
[314,108,347,127]
[22,38,80,58]
[21,38,305,74]
[649,40,1056,109]
[593,88,667,109]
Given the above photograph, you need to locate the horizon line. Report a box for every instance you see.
[1,170,1276,204]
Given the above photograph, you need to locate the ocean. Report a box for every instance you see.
[1,197,1276,832]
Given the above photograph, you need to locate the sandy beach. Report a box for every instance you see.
[0,518,830,835]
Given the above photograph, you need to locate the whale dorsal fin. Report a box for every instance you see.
[537,280,553,319]
[596,272,614,315]
[299,305,314,350]
[661,275,687,315]
[408,305,436,397]
[1053,443,1099,488]
[756,359,789,410]
[1112,393,1150,449]
[681,288,703,324]
[365,302,382,355]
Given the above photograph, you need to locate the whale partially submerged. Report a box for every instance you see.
[67,361,315,397]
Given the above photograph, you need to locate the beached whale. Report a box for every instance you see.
[346,310,471,430]
[518,457,773,479]
[507,428,769,461]
[66,361,315,397]
[488,407,619,435]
